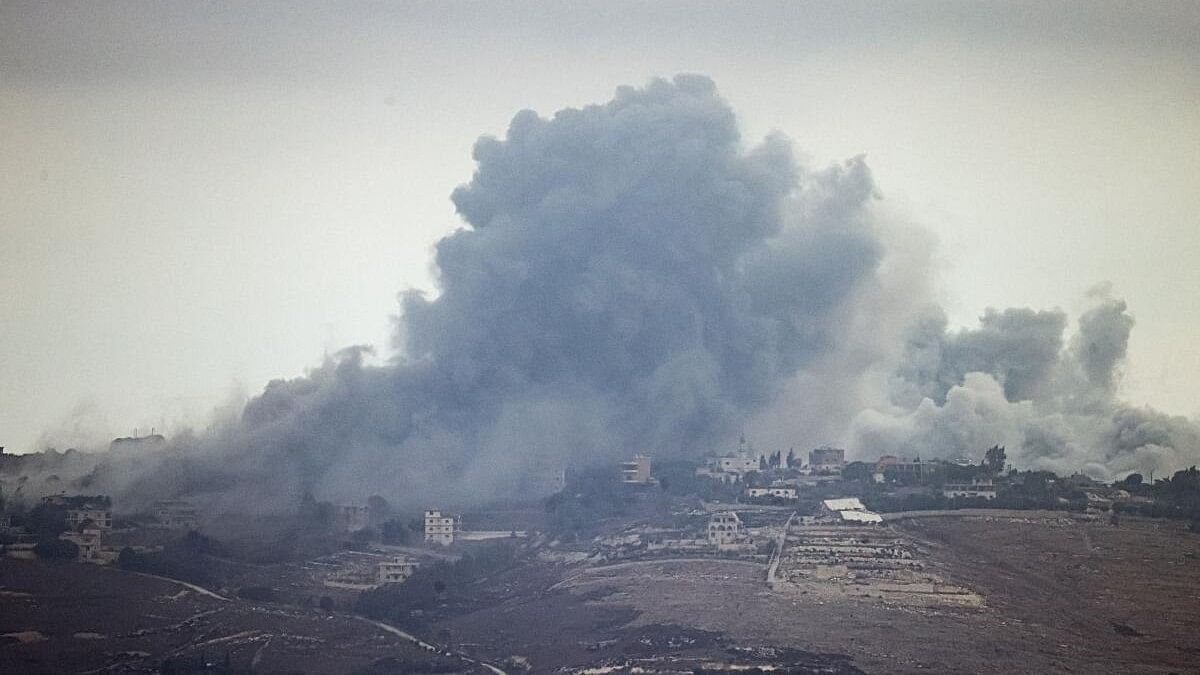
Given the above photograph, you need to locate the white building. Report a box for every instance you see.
[943,480,998,500]
[820,497,883,525]
[746,485,798,500]
[424,510,459,546]
[707,512,742,546]
[809,446,846,473]
[376,557,419,585]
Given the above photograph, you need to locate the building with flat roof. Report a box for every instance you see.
[707,512,742,546]
[424,510,460,546]
[620,455,653,484]
[376,557,419,585]
[809,446,846,473]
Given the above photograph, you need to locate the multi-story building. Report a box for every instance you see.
[809,446,846,473]
[620,455,653,484]
[943,479,998,500]
[424,510,460,546]
[707,512,742,546]
[745,485,798,500]
[66,507,112,531]
[376,557,420,585]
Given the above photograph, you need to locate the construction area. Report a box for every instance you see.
[774,521,982,607]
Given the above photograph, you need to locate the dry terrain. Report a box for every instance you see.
[3,515,1198,673]
[0,559,488,674]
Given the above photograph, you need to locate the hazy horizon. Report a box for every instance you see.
[3,2,1198,458]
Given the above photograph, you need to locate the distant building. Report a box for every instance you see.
[746,485,798,500]
[943,479,998,500]
[376,557,419,585]
[717,453,760,475]
[620,455,653,484]
[809,446,846,473]
[335,504,370,532]
[61,528,104,562]
[424,510,459,546]
[707,512,742,546]
[879,456,941,482]
[153,500,198,529]
[66,507,112,531]
[820,497,882,525]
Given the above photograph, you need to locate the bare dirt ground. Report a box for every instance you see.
[548,516,1200,674]
[0,559,485,674]
[908,516,1200,674]
[4,516,1197,674]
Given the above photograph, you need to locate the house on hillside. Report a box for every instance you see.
[424,510,460,546]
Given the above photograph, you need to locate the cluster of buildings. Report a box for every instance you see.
[2,494,201,565]
[696,439,848,485]
[318,551,420,591]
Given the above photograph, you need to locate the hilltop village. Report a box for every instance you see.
[2,439,1199,673]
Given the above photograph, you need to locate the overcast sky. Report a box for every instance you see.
[2,1,1198,452]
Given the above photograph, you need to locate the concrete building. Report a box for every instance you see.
[61,528,104,562]
[878,456,941,482]
[809,446,846,473]
[620,455,653,484]
[376,557,419,585]
[717,453,760,475]
[707,512,742,546]
[746,485,798,500]
[66,507,112,531]
[943,479,998,500]
[153,500,198,529]
[424,510,459,546]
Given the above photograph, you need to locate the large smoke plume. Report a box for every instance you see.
[104,75,890,509]
[853,285,1200,480]
[23,75,1200,509]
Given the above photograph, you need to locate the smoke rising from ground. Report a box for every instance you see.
[106,75,891,509]
[852,286,1200,480]
[16,75,1200,509]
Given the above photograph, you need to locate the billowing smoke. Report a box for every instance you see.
[851,285,1200,480]
[95,75,893,509]
[22,75,1200,509]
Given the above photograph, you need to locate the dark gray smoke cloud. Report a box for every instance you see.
[853,285,1200,480]
[89,75,887,510]
[28,75,1198,509]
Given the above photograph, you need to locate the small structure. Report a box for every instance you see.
[424,509,460,546]
[746,485,798,500]
[376,557,419,585]
[335,504,370,532]
[809,446,846,473]
[620,455,653,484]
[707,512,742,546]
[153,500,198,529]
[61,528,104,562]
[820,497,883,525]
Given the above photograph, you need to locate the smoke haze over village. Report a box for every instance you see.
[2,3,1199,509]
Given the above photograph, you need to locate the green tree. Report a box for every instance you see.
[984,445,1007,474]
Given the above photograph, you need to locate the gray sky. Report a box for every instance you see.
[2,1,1198,452]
